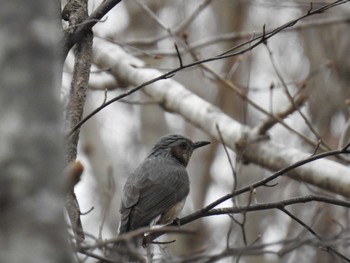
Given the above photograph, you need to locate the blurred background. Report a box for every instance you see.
[62,0,350,262]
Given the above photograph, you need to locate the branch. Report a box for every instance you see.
[179,148,350,227]
[63,0,94,243]
[133,16,350,56]
[217,0,349,58]
[92,39,350,198]
[254,92,308,135]
[62,0,122,58]
[191,195,350,218]
[69,0,350,135]
[124,0,213,46]
[145,149,350,245]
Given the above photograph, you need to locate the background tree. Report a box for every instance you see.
[3,0,349,262]
[0,0,71,262]
[65,0,350,262]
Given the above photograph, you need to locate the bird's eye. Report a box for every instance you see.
[180,142,188,150]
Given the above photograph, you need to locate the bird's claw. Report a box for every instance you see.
[173,218,181,226]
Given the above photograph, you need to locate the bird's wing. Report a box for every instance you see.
[119,158,189,233]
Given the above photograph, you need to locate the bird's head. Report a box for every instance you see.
[148,134,210,166]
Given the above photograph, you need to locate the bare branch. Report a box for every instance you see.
[180,148,350,226]
[63,0,94,243]
[62,0,122,58]
[92,39,350,198]
[70,1,350,135]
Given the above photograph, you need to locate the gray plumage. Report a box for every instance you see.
[119,134,210,234]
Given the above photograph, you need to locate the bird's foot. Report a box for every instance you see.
[172,217,181,226]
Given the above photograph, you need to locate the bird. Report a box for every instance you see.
[118,134,210,235]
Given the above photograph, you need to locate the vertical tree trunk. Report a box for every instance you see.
[0,0,71,262]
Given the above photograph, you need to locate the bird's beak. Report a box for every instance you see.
[193,140,211,149]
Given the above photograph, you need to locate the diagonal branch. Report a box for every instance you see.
[69,0,349,136]
[93,39,350,199]
[143,193,350,245]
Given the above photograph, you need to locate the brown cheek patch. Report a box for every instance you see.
[171,145,182,158]
[171,146,188,165]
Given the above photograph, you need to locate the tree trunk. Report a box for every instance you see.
[0,1,71,262]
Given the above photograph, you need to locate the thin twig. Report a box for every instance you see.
[68,0,349,136]
[216,123,237,190]
[264,43,330,150]
[279,207,350,262]
[174,43,183,67]
[204,64,325,151]
[255,89,308,135]
[124,0,213,46]
[179,147,350,226]
[132,16,350,56]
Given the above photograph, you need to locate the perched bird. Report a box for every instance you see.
[119,134,210,234]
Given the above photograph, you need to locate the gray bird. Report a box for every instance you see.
[119,134,210,234]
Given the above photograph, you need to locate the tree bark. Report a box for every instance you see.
[0,0,71,262]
